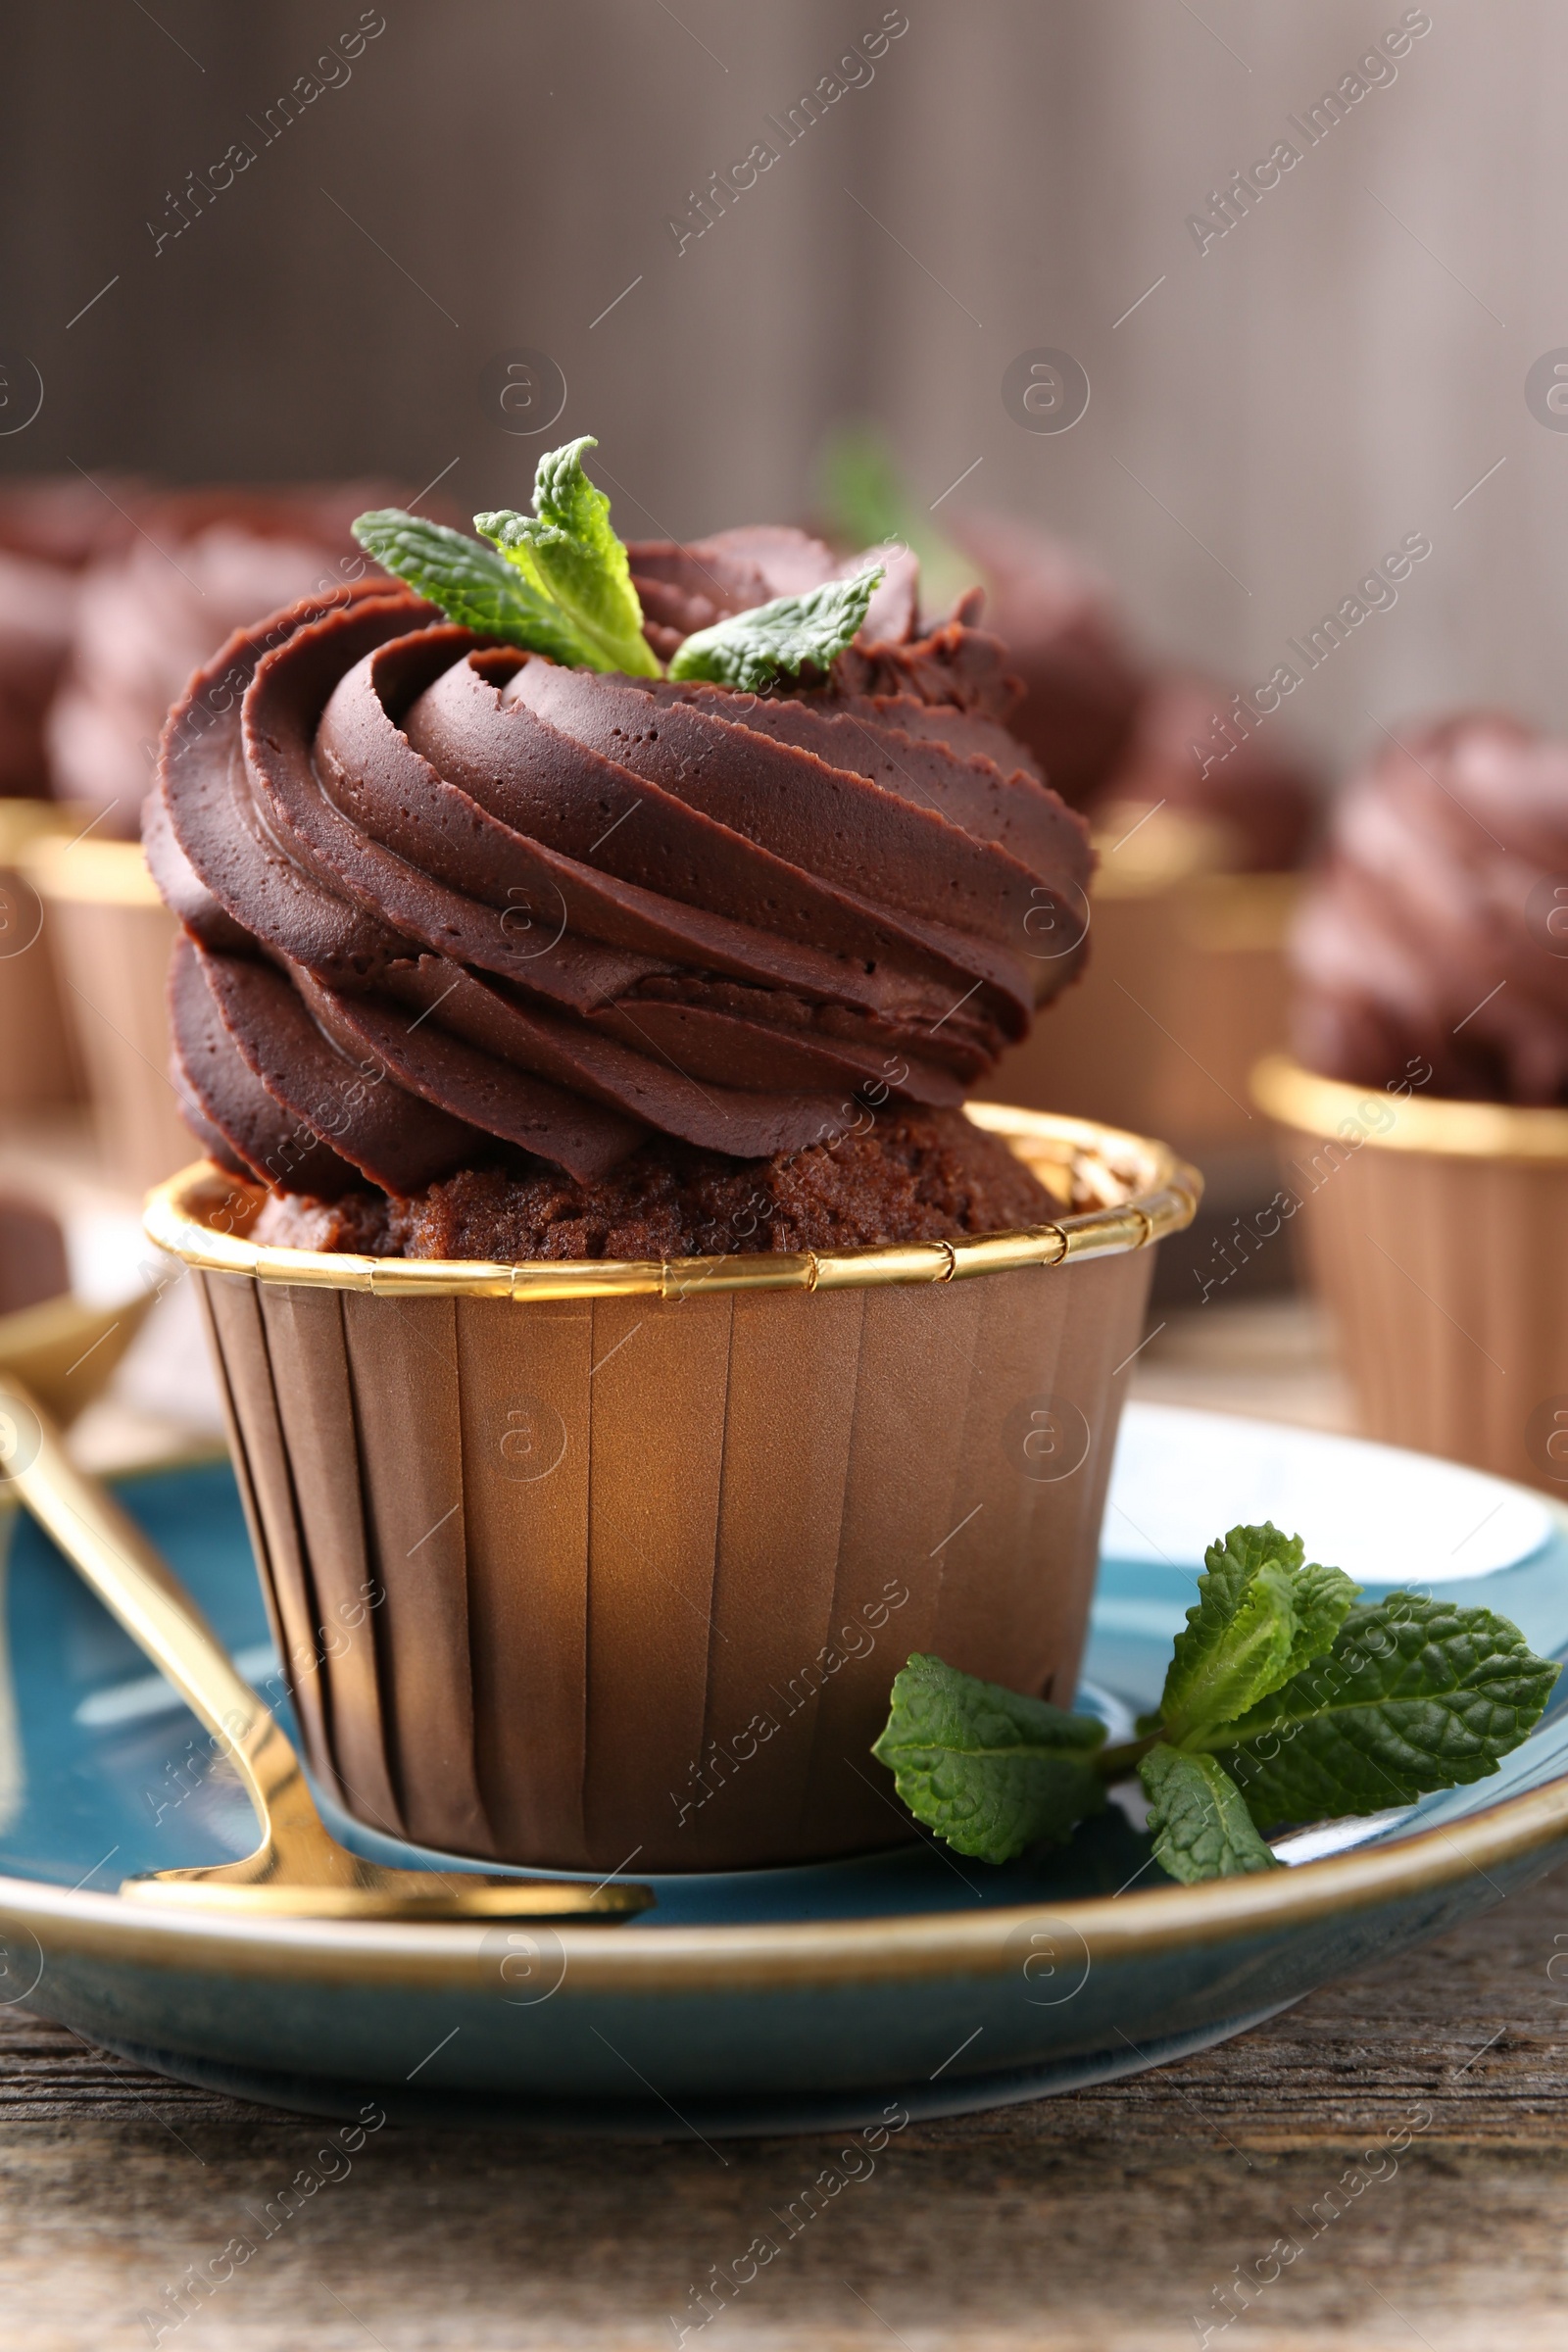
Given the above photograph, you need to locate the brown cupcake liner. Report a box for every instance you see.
[149,1110,1197,1873]
[1256,1055,1568,1494]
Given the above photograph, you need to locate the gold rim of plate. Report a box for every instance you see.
[1252,1053,1568,1162]
[2,1755,1565,1988]
[142,1104,1202,1301]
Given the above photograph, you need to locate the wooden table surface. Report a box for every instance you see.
[4,1865,1566,2351]
[3,1293,1565,2349]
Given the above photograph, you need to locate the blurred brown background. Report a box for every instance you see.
[1,0,1559,1460]
[2,0,1556,770]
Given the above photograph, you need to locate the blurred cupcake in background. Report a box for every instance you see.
[997,669,1321,1214]
[27,482,412,1198]
[0,541,75,802]
[45,483,400,835]
[0,472,146,570]
[0,539,83,1115]
[1256,713,1568,1488]
[938,508,1141,812]
[0,478,138,1117]
[815,424,1325,1304]
[1093,669,1318,875]
[818,424,1140,810]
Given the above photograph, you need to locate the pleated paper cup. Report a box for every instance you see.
[24,836,187,1197]
[1254,1054,1568,1494]
[0,802,84,1114]
[978,813,1299,1158]
[145,1107,1199,1874]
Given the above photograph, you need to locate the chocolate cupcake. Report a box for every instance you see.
[0,472,152,801]
[1290,713,1566,1098]
[143,442,1197,1871]
[1258,713,1568,1488]
[0,472,146,571]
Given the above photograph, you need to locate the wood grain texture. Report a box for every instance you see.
[3,1865,1566,2349]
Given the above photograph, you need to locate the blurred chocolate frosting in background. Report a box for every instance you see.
[1291,712,1568,1102]
[0,476,147,799]
[1097,670,1320,874]
[939,508,1142,814]
[817,440,1319,867]
[44,484,406,834]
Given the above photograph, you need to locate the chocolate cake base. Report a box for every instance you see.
[252,1107,1055,1261]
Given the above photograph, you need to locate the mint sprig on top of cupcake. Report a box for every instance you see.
[354,436,884,688]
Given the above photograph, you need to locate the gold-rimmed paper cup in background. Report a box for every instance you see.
[1253,1054,1568,1494]
[144,1107,1199,1876]
[24,835,186,1199]
[0,802,84,1114]
[977,810,1300,1159]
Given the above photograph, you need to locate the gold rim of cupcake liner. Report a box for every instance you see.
[1252,1053,1568,1162]
[22,833,165,908]
[0,798,103,869]
[143,1104,1200,1300]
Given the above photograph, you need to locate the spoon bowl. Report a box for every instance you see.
[0,1375,652,1924]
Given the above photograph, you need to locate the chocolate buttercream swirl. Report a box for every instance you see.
[147,530,1093,1198]
[1291,713,1568,1102]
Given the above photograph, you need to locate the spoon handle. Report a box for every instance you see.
[0,1375,265,1756]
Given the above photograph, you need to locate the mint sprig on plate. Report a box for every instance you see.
[871,1522,1559,1882]
[355,436,883,690]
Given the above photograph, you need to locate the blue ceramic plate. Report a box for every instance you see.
[1,1403,1565,2136]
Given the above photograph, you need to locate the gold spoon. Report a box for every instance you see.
[0,1375,652,1922]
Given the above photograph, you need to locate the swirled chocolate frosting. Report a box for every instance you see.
[146,529,1093,1200]
[1291,713,1568,1102]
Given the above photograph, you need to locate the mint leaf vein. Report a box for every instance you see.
[1202,1592,1561,1826]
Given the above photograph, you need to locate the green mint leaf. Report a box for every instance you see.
[819,424,912,550]
[474,436,658,677]
[1141,1743,1281,1884]
[1158,1523,1303,1740]
[352,509,592,666]
[871,1653,1106,1865]
[1277,1555,1360,1683]
[1201,1592,1560,1828]
[667,563,886,692]
[1162,1560,1298,1743]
